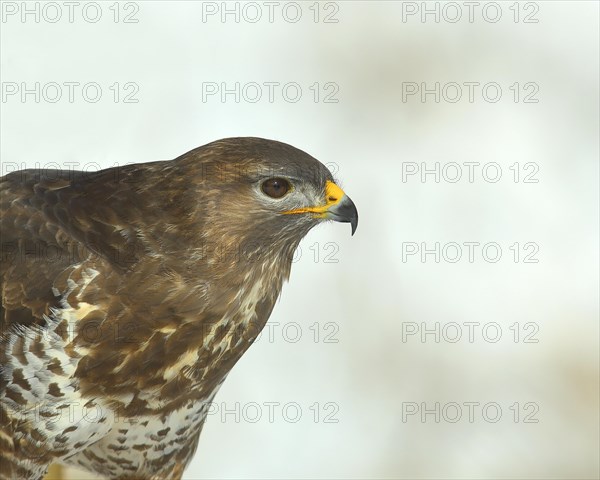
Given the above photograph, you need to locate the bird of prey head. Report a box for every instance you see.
[173,137,358,262]
[0,137,357,479]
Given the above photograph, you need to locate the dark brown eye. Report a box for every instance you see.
[261,178,290,199]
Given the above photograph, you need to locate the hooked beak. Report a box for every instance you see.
[282,180,359,235]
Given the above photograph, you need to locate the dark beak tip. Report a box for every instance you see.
[343,197,358,236]
[328,194,358,236]
[351,217,358,236]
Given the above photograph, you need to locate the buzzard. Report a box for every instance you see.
[0,137,358,479]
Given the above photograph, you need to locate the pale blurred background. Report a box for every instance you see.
[1,1,598,478]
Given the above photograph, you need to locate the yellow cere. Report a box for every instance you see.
[282,180,345,217]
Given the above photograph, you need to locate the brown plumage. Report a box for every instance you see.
[0,137,358,479]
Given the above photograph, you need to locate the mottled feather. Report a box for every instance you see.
[0,137,355,479]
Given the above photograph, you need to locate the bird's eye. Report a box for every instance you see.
[261,178,290,199]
